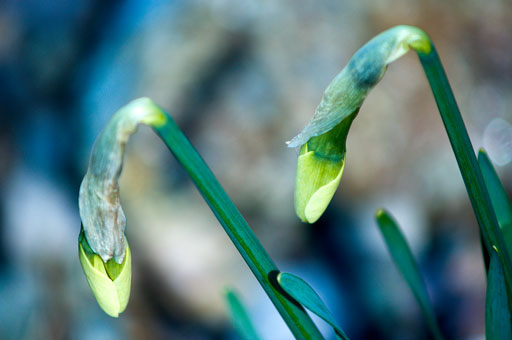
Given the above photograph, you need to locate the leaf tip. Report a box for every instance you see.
[478,147,488,159]
[375,208,387,219]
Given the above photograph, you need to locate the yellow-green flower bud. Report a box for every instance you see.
[78,230,131,317]
[289,26,431,223]
[79,97,167,263]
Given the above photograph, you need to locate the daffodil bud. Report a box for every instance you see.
[78,97,167,316]
[79,97,167,263]
[294,113,355,223]
[289,25,431,223]
[78,230,131,317]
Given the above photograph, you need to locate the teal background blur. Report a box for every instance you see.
[0,1,511,339]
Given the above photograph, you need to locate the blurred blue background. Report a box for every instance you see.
[0,0,511,339]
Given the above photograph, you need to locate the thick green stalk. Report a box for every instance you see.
[153,113,323,340]
[417,46,512,286]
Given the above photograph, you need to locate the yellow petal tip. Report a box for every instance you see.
[294,146,345,224]
[79,234,132,317]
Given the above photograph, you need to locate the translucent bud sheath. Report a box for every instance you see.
[79,230,132,317]
[288,25,430,148]
[79,98,167,263]
[290,25,431,223]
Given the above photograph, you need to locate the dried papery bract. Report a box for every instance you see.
[79,98,167,263]
[289,25,431,223]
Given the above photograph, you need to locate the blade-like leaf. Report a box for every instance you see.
[478,149,512,253]
[376,209,444,340]
[277,272,350,340]
[478,149,512,312]
[486,251,512,340]
[290,26,431,224]
[225,289,260,340]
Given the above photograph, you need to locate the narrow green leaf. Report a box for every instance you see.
[479,149,512,314]
[277,272,350,340]
[486,251,512,340]
[479,229,491,273]
[478,149,512,253]
[375,209,444,340]
[290,26,431,223]
[225,289,260,340]
[418,47,512,300]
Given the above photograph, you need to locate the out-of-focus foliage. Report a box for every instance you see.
[376,209,444,340]
[485,251,512,340]
[278,272,349,340]
[225,289,261,340]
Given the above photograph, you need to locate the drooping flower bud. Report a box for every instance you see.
[289,26,431,223]
[78,97,167,316]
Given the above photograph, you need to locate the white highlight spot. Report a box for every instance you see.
[483,118,512,166]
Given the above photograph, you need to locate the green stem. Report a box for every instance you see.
[417,45,512,287]
[153,113,323,340]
